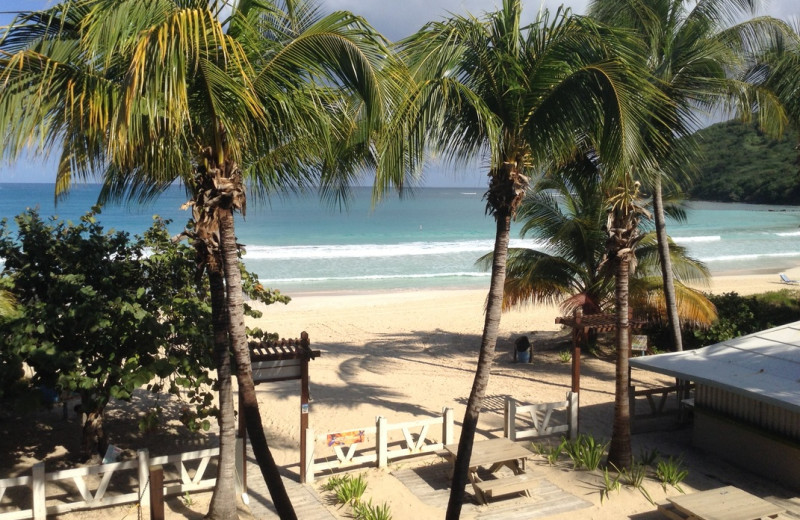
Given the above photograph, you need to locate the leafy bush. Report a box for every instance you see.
[645,290,800,350]
[692,291,800,346]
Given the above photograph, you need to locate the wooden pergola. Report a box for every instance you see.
[243,331,320,484]
[555,311,648,434]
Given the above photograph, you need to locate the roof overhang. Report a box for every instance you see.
[629,321,800,414]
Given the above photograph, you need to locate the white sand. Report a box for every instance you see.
[18,267,800,519]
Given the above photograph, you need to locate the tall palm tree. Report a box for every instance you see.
[603,176,650,469]
[589,0,791,352]
[0,1,403,518]
[490,154,715,327]
[398,2,661,516]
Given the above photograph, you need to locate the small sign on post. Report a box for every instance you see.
[631,335,648,355]
[327,430,366,447]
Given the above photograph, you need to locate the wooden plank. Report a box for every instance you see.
[475,473,543,498]
[668,487,785,520]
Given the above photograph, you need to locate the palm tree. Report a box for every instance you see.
[0,1,402,518]
[489,154,715,327]
[398,2,661,516]
[589,0,792,352]
[603,176,650,469]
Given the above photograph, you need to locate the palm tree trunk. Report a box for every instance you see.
[607,255,632,470]
[445,208,511,519]
[207,260,240,519]
[653,177,683,351]
[217,206,297,520]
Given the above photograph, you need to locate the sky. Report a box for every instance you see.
[0,0,797,186]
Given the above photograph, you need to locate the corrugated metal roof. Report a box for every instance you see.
[629,321,800,414]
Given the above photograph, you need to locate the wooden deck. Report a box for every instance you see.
[243,443,336,520]
[392,462,592,519]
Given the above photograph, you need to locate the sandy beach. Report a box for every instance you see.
[3,267,799,519]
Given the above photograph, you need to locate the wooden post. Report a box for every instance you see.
[300,332,310,483]
[571,309,583,393]
[443,407,454,445]
[506,399,518,441]
[137,449,150,507]
[304,428,315,483]
[376,416,388,468]
[149,465,165,520]
[32,462,45,520]
[567,391,579,440]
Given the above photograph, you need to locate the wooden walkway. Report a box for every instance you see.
[392,462,592,520]
[243,443,335,520]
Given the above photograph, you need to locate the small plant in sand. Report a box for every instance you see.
[353,498,392,520]
[656,456,688,493]
[322,474,351,492]
[638,447,660,467]
[616,462,654,504]
[558,350,572,363]
[333,473,368,506]
[563,434,607,470]
[532,440,565,465]
[600,466,621,504]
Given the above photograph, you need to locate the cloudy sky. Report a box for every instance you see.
[0,0,797,185]
[330,0,797,41]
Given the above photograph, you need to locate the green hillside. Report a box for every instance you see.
[685,120,800,205]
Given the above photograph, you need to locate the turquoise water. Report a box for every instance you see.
[1,184,799,294]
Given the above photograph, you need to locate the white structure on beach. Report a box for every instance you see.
[629,321,800,491]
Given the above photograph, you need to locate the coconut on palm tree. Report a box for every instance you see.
[398,2,664,516]
[588,0,792,352]
[0,1,407,517]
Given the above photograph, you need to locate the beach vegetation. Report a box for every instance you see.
[638,447,661,467]
[0,210,219,460]
[617,462,654,504]
[352,498,393,520]
[0,0,407,517]
[562,434,609,471]
[604,177,650,470]
[324,473,368,506]
[483,155,715,327]
[600,465,621,504]
[558,350,572,363]
[655,456,689,493]
[398,2,662,515]
[688,290,800,347]
[589,0,794,356]
[687,121,800,204]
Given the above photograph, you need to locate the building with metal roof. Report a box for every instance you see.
[629,321,800,491]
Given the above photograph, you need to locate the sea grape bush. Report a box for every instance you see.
[0,208,287,460]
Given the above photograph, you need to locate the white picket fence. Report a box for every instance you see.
[0,441,242,520]
[304,408,454,482]
[503,392,578,441]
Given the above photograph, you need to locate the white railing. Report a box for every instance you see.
[304,408,454,483]
[0,441,241,520]
[503,392,578,441]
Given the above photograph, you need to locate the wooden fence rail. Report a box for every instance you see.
[503,392,578,441]
[304,408,454,483]
[0,440,242,520]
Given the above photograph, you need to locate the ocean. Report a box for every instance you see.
[1,183,799,294]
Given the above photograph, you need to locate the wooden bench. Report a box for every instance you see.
[473,472,543,501]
